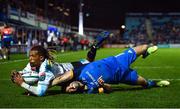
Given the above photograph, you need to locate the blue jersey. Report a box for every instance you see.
[78,48,139,93]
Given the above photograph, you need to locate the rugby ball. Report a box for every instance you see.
[21,71,39,85]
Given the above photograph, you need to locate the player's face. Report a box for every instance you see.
[29,50,43,67]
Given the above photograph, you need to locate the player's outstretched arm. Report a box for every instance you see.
[50,70,74,86]
[11,72,48,96]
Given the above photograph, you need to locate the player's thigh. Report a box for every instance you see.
[120,69,138,85]
[115,48,137,69]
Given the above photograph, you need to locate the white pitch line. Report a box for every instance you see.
[0,59,28,65]
[133,66,175,69]
[152,79,180,81]
[56,52,80,56]
[0,52,78,65]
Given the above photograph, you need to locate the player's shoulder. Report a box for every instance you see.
[39,59,53,71]
[41,59,53,67]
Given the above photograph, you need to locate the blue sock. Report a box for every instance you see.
[146,80,156,88]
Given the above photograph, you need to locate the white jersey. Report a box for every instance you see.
[21,59,74,85]
[20,59,89,96]
[20,59,74,96]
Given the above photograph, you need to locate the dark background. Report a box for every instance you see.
[68,0,180,29]
[11,0,180,29]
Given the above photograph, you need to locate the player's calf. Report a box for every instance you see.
[87,31,111,62]
[142,45,158,58]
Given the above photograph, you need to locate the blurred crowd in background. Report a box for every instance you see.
[124,13,180,45]
[1,0,180,60]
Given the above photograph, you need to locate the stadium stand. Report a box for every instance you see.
[124,13,180,45]
[2,0,180,56]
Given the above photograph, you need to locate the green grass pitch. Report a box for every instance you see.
[0,48,180,108]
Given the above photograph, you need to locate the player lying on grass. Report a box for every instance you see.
[64,44,170,94]
[11,31,111,96]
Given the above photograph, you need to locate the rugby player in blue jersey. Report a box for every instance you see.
[65,44,170,94]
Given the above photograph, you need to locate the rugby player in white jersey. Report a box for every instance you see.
[11,31,111,96]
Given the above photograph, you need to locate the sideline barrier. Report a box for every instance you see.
[157,44,180,48]
[9,43,180,54]
[104,44,128,48]
[104,44,180,48]
[10,44,27,53]
[9,45,80,53]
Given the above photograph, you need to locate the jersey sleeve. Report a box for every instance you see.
[38,59,55,85]
[86,85,99,94]
[78,74,99,94]
[21,82,48,96]
[20,69,54,96]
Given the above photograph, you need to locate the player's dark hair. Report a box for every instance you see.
[30,45,55,61]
